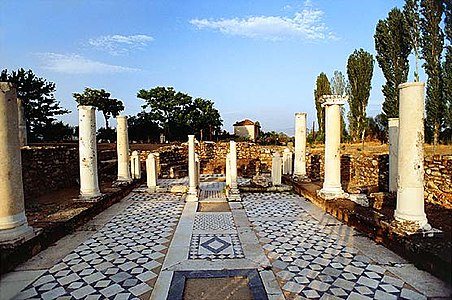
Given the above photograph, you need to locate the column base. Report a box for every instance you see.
[394,211,428,228]
[227,188,241,202]
[0,223,34,244]
[318,187,348,200]
[147,186,158,193]
[186,187,198,202]
[79,192,102,201]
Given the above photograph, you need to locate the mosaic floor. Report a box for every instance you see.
[14,193,184,300]
[242,192,429,300]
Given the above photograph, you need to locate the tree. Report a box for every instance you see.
[404,0,422,81]
[347,49,374,142]
[367,113,387,143]
[443,0,452,142]
[330,70,350,140]
[314,72,331,138]
[374,8,412,124]
[137,86,223,141]
[73,87,124,128]
[40,121,75,142]
[420,0,444,145]
[1,68,69,141]
[128,111,160,143]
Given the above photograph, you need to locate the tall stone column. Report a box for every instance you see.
[186,135,198,201]
[388,118,399,193]
[294,112,307,178]
[318,95,347,199]
[79,105,101,199]
[17,98,27,147]
[195,154,201,188]
[146,153,157,192]
[228,140,240,201]
[282,148,293,175]
[225,153,231,187]
[131,151,141,179]
[272,152,282,186]
[116,116,131,182]
[395,82,428,227]
[0,83,33,242]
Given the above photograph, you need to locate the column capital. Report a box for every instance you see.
[320,95,348,107]
[116,115,127,120]
[295,112,307,117]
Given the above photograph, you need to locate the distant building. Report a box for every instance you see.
[233,119,260,141]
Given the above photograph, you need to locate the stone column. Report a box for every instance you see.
[17,98,27,147]
[272,152,282,186]
[195,153,200,188]
[116,116,131,182]
[79,105,101,199]
[294,112,307,178]
[394,82,428,228]
[318,96,347,199]
[225,153,231,187]
[388,118,399,193]
[228,140,240,201]
[186,135,198,201]
[0,83,33,242]
[146,153,157,192]
[282,148,293,175]
[131,151,141,179]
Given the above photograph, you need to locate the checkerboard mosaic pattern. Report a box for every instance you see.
[193,213,236,231]
[15,192,184,300]
[242,192,427,300]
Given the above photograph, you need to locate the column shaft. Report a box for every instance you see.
[294,113,307,177]
[395,82,427,226]
[186,135,198,201]
[116,116,131,182]
[0,82,33,242]
[146,153,157,192]
[388,118,399,192]
[79,105,101,198]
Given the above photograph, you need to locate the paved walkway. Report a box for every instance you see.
[1,175,450,300]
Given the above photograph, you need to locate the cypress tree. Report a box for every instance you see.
[314,72,331,138]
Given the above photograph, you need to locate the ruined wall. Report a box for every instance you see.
[21,147,79,203]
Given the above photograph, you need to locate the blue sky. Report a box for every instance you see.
[1,0,419,135]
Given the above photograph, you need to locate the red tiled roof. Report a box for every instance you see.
[233,119,255,126]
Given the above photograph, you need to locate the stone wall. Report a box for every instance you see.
[21,147,79,203]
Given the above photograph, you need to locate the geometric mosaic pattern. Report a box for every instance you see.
[189,233,244,260]
[242,192,428,300]
[193,213,236,231]
[14,192,184,300]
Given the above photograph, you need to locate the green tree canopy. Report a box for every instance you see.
[128,112,160,143]
[420,0,444,145]
[404,0,422,81]
[73,87,124,128]
[1,68,69,141]
[330,70,350,141]
[137,86,223,141]
[347,49,374,142]
[374,8,412,122]
[314,72,331,137]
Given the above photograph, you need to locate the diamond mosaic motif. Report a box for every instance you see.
[15,192,184,299]
[189,233,244,259]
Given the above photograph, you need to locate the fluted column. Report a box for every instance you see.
[0,82,33,242]
[17,98,27,147]
[79,105,101,199]
[272,152,282,185]
[116,116,131,182]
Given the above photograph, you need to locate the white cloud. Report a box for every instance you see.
[190,2,337,42]
[88,34,154,55]
[37,53,140,74]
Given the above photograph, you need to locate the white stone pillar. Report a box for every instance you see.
[282,148,293,175]
[318,96,347,199]
[186,135,198,201]
[395,82,428,227]
[0,82,33,242]
[272,152,282,186]
[228,140,240,201]
[388,118,399,193]
[116,116,131,182]
[226,153,231,186]
[195,153,200,188]
[131,150,141,179]
[17,98,27,147]
[146,153,158,192]
[294,112,307,178]
[79,105,101,199]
